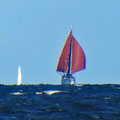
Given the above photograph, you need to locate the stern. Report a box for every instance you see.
[61,74,75,85]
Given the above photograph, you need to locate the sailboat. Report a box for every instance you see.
[56,31,86,85]
[17,66,22,85]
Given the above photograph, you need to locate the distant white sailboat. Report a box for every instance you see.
[17,66,22,85]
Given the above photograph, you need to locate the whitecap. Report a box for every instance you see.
[11,92,24,95]
[36,90,65,95]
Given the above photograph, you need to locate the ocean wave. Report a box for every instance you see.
[0,84,120,119]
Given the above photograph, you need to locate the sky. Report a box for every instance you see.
[0,0,120,84]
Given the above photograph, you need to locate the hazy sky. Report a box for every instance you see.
[0,0,120,84]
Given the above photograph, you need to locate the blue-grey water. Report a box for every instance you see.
[0,84,120,120]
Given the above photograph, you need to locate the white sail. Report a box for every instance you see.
[17,66,22,85]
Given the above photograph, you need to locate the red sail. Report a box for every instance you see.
[71,35,86,74]
[57,31,86,74]
[56,32,71,73]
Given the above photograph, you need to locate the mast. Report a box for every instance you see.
[67,31,73,75]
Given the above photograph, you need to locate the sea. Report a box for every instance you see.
[0,84,120,120]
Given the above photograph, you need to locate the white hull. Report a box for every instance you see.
[61,74,75,85]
